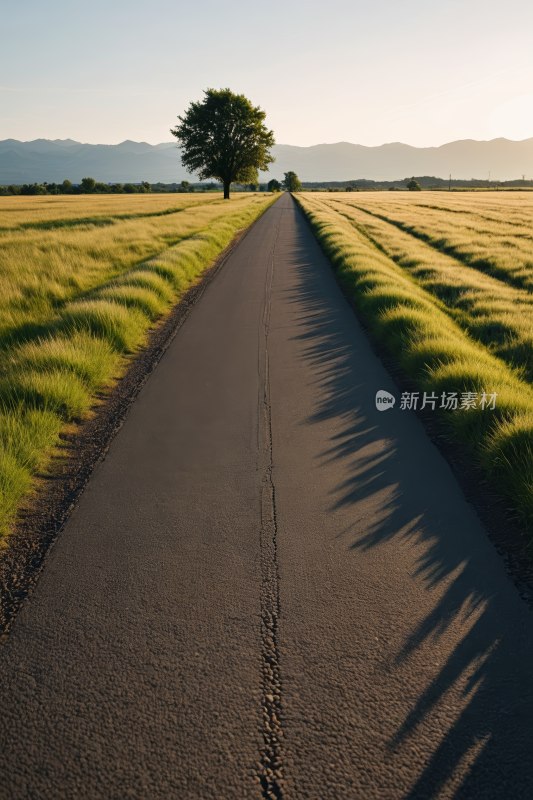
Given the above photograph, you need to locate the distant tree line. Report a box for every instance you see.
[300,176,533,191]
[0,178,153,196]
[0,178,275,196]
[4,174,533,197]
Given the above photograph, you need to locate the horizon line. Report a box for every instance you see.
[2,135,533,149]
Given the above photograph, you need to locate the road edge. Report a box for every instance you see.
[0,200,280,640]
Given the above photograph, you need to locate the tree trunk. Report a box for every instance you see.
[224,181,230,199]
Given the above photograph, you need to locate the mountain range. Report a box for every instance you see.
[1,136,533,184]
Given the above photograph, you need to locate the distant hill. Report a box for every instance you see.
[2,137,533,184]
[0,139,188,184]
[263,139,533,183]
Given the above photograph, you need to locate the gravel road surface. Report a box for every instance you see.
[1,193,533,799]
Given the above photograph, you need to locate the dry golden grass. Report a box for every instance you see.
[0,192,211,230]
[343,192,533,290]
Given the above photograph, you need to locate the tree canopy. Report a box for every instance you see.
[170,88,275,199]
[267,179,281,192]
[407,179,421,191]
[282,171,302,192]
[80,177,96,193]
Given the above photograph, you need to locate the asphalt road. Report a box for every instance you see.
[1,192,533,799]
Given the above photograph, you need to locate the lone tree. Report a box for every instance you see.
[268,178,281,192]
[282,171,302,192]
[407,179,421,191]
[171,88,275,200]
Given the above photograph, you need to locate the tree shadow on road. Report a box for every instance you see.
[282,216,533,799]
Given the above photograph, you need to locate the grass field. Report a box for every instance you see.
[0,191,279,538]
[295,191,533,536]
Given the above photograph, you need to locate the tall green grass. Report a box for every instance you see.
[0,408,64,534]
[326,200,533,382]
[0,192,279,538]
[296,193,533,534]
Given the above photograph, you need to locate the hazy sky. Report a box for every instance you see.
[2,0,533,148]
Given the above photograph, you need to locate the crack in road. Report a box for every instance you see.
[258,208,284,799]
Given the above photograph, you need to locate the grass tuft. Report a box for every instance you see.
[0,449,33,536]
[95,285,167,321]
[12,333,118,390]
[61,300,150,352]
[0,408,63,470]
[0,370,92,419]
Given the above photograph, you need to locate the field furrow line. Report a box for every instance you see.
[343,199,533,293]
[321,198,533,385]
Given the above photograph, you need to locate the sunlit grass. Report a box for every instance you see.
[0,192,214,230]
[0,192,260,345]
[324,199,533,381]
[0,370,93,420]
[344,192,533,291]
[60,301,150,353]
[113,269,175,300]
[11,333,118,391]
